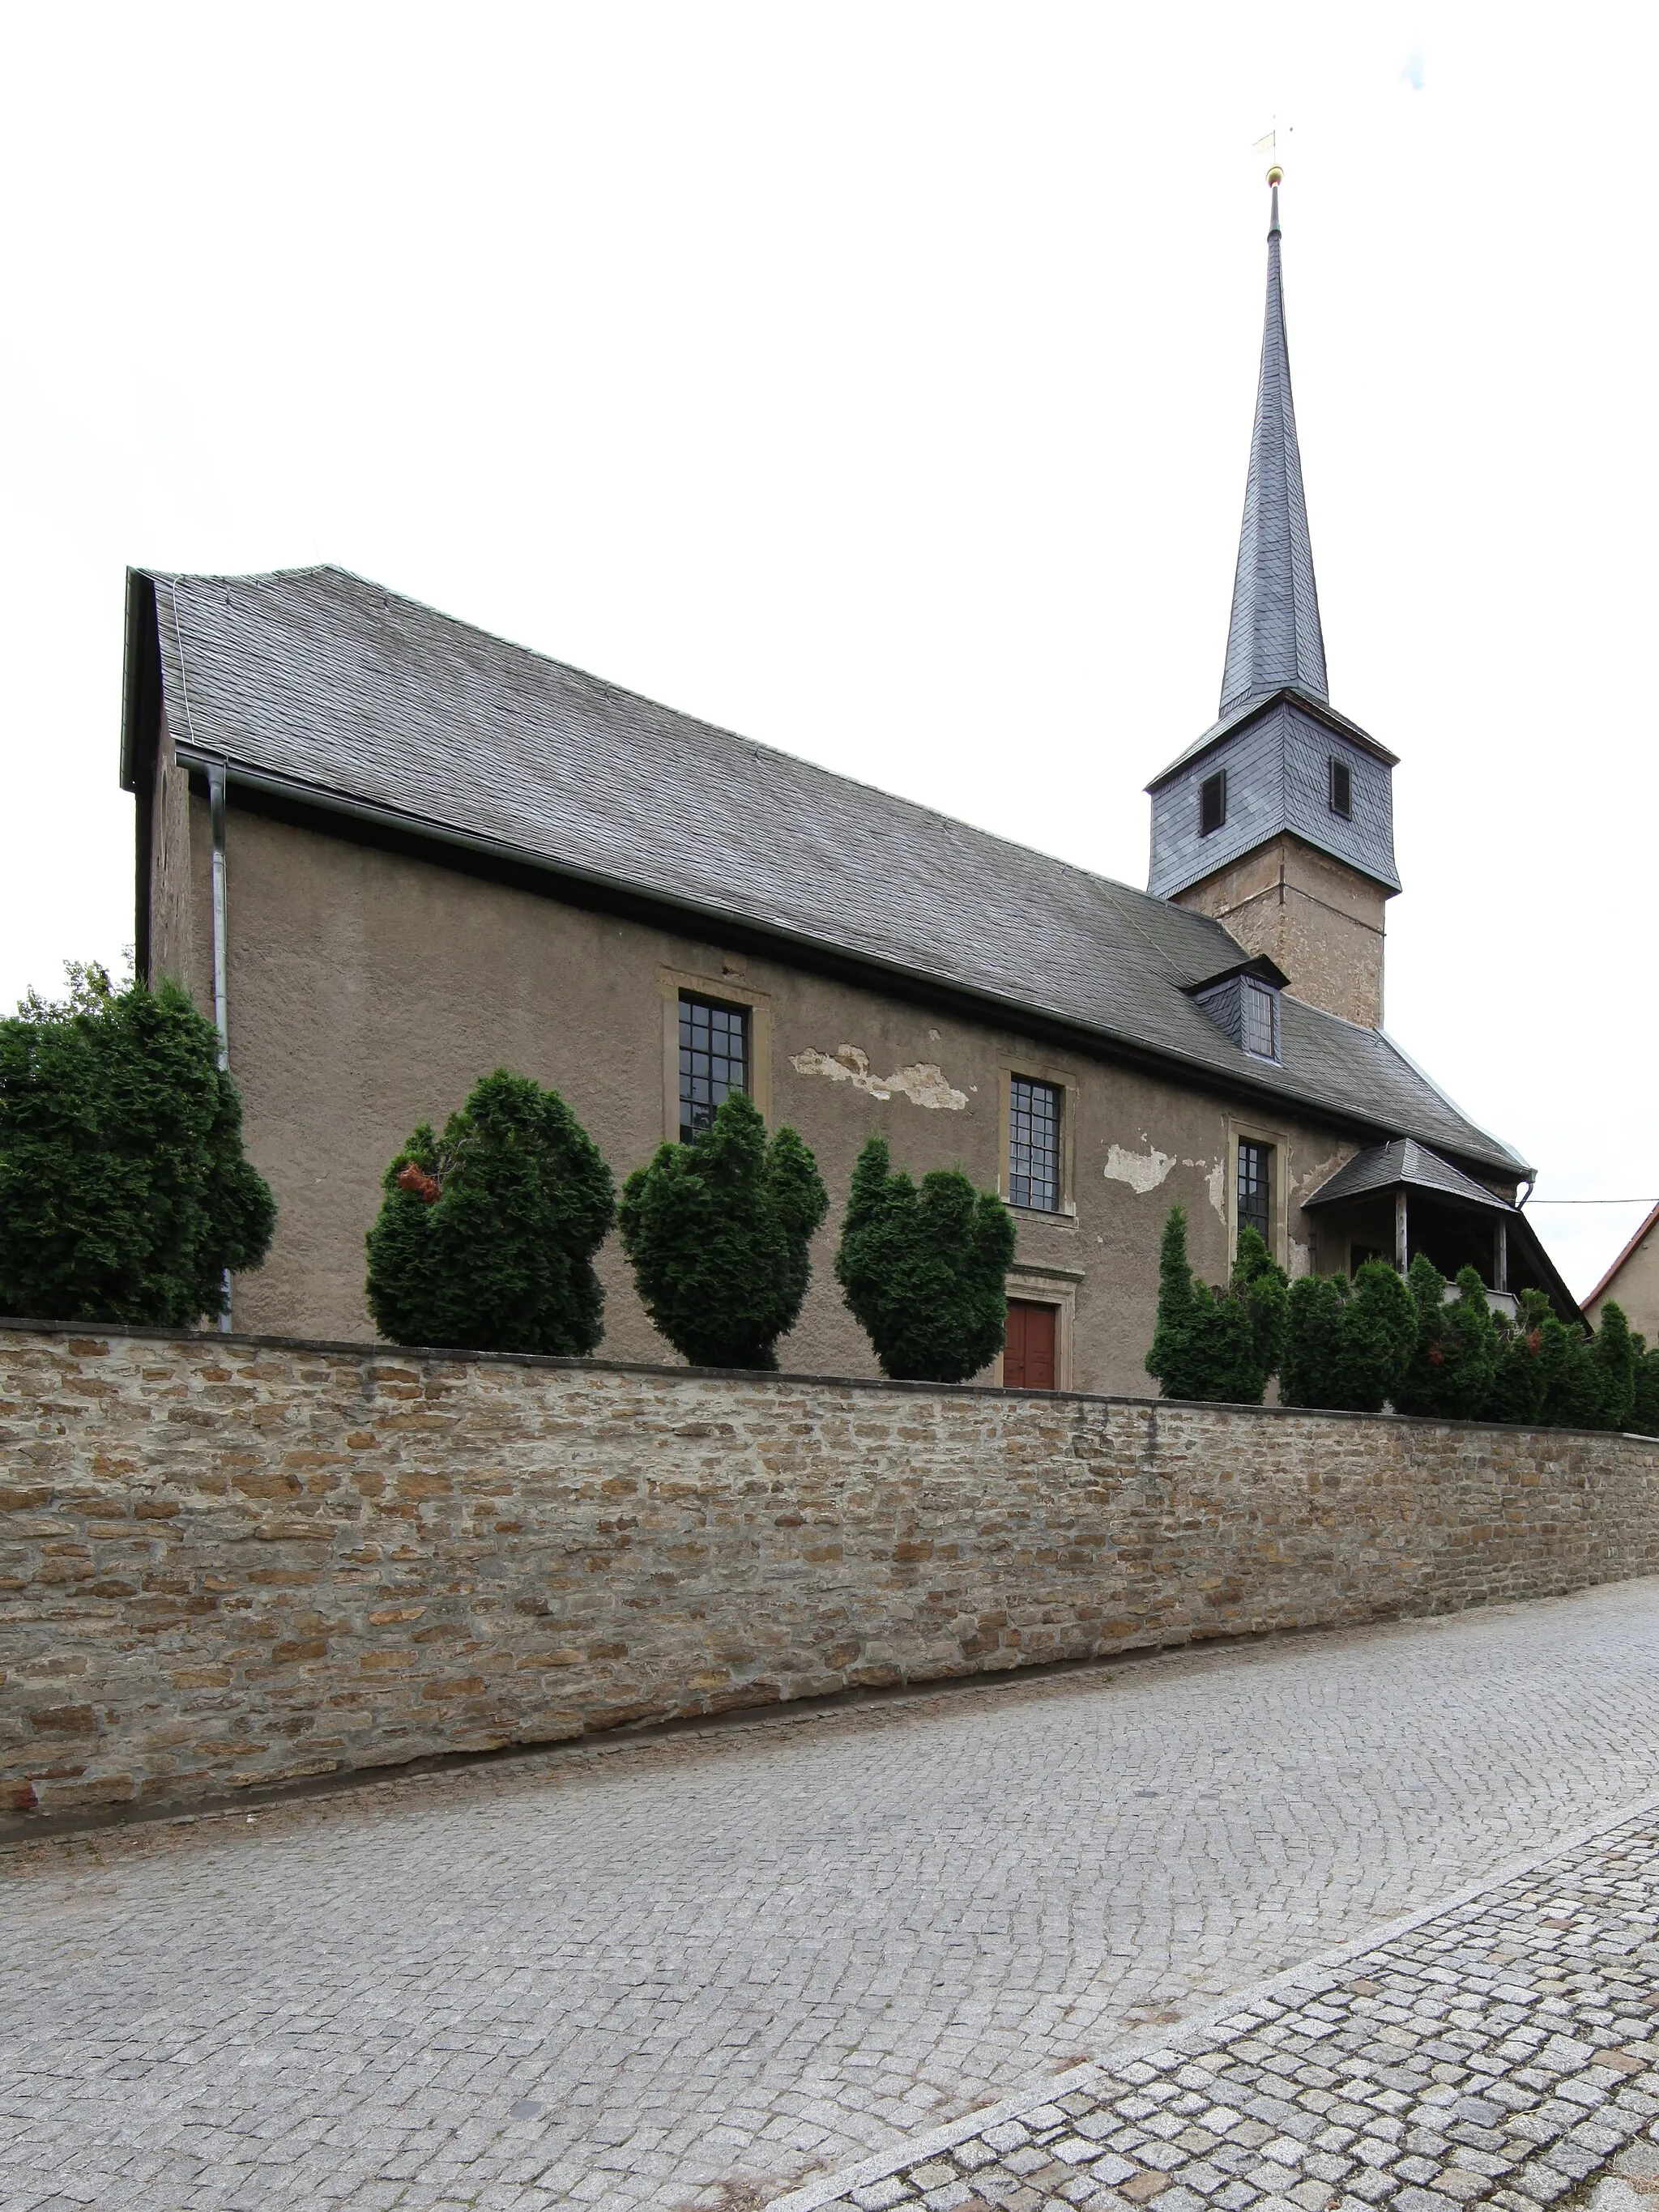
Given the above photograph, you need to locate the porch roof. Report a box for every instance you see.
[1302,1138,1514,1216]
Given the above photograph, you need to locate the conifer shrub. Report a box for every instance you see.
[1393,1257,1499,1420]
[1588,1299,1637,1431]
[619,1090,826,1369]
[0,964,275,1327]
[1278,1259,1416,1412]
[1631,1333,1659,1436]
[1145,1206,1287,1405]
[1277,1272,1345,1410]
[1484,1289,1552,1426]
[366,1069,615,1354]
[834,1135,1015,1383]
[1536,1309,1601,1430]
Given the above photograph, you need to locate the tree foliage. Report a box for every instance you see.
[1588,1298,1637,1432]
[0,964,275,1327]
[1392,1257,1500,1420]
[1632,1332,1659,1437]
[1145,1206,1287,1406]
[1141,1203,1638,1434]
[618,1090,826,1369]
[834,1134,1016,1383]
[1277,1258,1417,1413]
[1485,1289,1552,1426]
[365,1068,615,1354]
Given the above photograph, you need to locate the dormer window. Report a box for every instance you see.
[1242,978,1280,1060]
[1328,757,1352,818]
[1188,957,1286,1063]
[1200,770,1226,836]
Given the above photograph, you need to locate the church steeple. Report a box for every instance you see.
[1218,167,1328,717]
[1145,168,1401,1033]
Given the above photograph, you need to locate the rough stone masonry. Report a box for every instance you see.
[2,1322,1657,1826]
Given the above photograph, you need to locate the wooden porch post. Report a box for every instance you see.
[1495,1217,1508,1294]
[1395,1188,1409,1274]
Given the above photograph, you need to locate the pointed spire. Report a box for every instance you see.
[1218,166,1328,717]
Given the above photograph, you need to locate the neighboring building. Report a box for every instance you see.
[117,177,1576,1387]
[1585,1204,1659,1344]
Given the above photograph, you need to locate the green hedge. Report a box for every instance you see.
[1146,1204,1653,1432]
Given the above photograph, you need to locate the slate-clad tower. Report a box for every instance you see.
[1147,172,1400,1030]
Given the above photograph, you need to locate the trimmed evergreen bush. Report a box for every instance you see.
[1536,1309,1601,1430]
[1632,1333,1659,1436]
[0,963,275,1327]
[834,1135,1016,1383]
[365,1068,615,1354]
[1394,1257,1499,1421]
[619,1090,826,1369]
[1278,1258,1416,1413]
[1588,1299,1637,1432]
[1145,1206,1287,1405]
[1485,1289,1551,1426]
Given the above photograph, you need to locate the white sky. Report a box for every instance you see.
[2,2,1653,1300]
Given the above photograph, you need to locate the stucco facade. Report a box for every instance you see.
[143,718,1385,1395]
[1588,1206,1659,1345]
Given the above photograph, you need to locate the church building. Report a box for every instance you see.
[118,177,1576,1390]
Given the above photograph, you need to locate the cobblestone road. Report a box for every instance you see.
[792,1804,1659,2212]
[4,1578,1659,2211]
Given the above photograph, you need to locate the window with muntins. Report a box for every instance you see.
[1328,757,1352,818]
[1009,1076,1061,1212]
[1237,1139,1273,1249]
[679,995,748,1142]
[1200,770,1227,837]
[1242,978,1279,1061]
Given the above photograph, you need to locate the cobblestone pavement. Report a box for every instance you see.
[4,1578,1659,2211]
[788,1805,1659,2212]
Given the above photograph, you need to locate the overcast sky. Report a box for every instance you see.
[2,2,1653,1298]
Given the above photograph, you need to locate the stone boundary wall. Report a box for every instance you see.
[3,1321,1657,1828]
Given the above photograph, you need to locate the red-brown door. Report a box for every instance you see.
[1004,1299,1057,1390]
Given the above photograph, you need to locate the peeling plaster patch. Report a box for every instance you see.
[1175,1155,1229,1219]
[791,1045,967,1110]
[1295,1146,1351,1202]
[1103,1143,1176,1195]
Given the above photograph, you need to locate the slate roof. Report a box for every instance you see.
[1302,1138,1516,1215]
[1218,178,1328,720]
[1146,684,1397,792]
[122,563,1529,1179]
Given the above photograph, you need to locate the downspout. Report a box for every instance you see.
[208,760,232,1336]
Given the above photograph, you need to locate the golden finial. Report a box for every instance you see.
[1266,164,1284,186]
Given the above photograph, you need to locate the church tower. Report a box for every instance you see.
[1147,170,1399,1030]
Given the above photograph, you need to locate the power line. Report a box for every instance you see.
[1525,1198,1657,1206]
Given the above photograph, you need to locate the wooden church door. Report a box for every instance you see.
[1003,1299,1056,1390]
